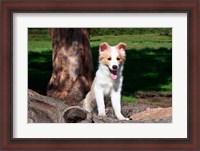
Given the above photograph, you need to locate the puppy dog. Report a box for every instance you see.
[83,42,128,120]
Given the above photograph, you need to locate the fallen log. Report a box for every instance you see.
[28,89,172,123]
[28,89,87,123]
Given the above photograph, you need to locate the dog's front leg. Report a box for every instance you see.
[111,90,128,120]
[94,87,106,117]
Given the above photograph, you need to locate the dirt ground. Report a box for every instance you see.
[122,91,172,123]
[102,91,172,123]
[55,91,173,123]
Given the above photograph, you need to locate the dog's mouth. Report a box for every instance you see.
[109,69,118,80]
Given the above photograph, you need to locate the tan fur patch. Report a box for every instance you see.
[99,42,126,65]
[116,42,126,63]
[99,51,111,66]
[118,51,126,63]
[83,80,96,112]
[99,43,112,66]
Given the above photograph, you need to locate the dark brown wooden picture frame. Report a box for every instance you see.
[0,0,199,150]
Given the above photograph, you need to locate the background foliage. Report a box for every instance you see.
[28,28,172,102]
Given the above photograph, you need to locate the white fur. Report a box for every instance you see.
[83,43,128,120]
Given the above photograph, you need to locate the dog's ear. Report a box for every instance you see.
[117,42,127,51]
[99,42,109,52]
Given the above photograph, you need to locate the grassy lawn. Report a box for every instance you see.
[28,29,172,102]
[90,34,172,50]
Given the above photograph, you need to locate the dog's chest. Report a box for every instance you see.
[95,67,122,96]
[99,78,118,96]
[103,83,112,96]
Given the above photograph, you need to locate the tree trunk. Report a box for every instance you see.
[47,28,93,106]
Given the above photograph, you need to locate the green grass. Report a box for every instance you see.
[28,41,52,52]
[28,32,51,52]
[28,32,172,52]
[122,96,137,103]
[90,34,172,50]
[28,29,172,103]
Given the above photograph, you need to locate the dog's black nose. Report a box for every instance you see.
[112,65,118,70]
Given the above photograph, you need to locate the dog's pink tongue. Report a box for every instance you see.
[110,73,118,80]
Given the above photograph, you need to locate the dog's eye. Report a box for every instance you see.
[107,57,111,60]
[117,57,120,60]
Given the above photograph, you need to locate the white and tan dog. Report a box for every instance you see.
[83,42,128,120]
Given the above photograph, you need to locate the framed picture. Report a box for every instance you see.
[1,0,199,150]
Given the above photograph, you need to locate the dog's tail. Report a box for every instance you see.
[82,91,95,113]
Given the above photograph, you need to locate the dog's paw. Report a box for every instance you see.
[125,118,130,121]
[121,117,130,121]
[98,112,106,117]
[117,115,129,121]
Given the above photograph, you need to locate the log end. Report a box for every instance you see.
[63,107,87,123]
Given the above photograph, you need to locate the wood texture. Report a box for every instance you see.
[29,89,172,123]
[47,28,93,105]
[28,89,88,123]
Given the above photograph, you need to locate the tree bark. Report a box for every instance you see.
[47,28,93,105]
[28,89,89,123]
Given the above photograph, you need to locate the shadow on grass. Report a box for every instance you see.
[28,47,172,96]
[90,38,101,42]
[28,51,52,95]
[124,47,172,94]
[91,46,172,95]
